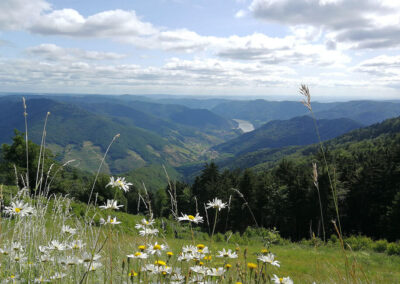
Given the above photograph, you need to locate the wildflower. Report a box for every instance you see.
[48,240,66,251]
[206,198,227,211]
[225,263,232,269]
[100,216,121,225]
[182,245,197,254]
[190,265,208,274]
[138,227,159,236]
[99,199,123,210]
[4,200,35,217]
[272,274,293,284]
[155,260,167,266]
[127,252,148,259]
[61,225,76,235]
[171,273,185,284]
[177,213,203,224]
[261,248,269,254]
[81,252,101,263]
[128,270,138,277]
[34,276,49,283]
[50,273,66,280]
[69,240,85,250]
[11,242,24,252]
[216,248,238,259]
[207,267,226,277]
[147,242,167,256]
[106,176,132,192]
[87,262,102,271]
[167,251,174,257]
[247,262,257,270]
[197,244,205,250]
[258,253,280,267]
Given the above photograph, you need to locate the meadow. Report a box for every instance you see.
[1,183,400,283]
[1,88,400,283]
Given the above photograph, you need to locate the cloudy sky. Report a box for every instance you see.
[0,0,399,100]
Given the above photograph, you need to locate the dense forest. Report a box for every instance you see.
[2,113,400,242]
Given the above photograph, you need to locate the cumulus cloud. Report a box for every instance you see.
[0,0,50,30]
[354,55,400,78]
[29,9,157,37]
[248,0,400,49]
[26,44,127,61]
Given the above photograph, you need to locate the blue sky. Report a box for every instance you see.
[0,0,399,101]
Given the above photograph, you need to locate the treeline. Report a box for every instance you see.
[1,131,400,242]
[151,134,400,242]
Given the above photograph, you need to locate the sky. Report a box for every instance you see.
[0,0,400,101]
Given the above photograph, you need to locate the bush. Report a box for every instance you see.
[387,242,400,255]
[344,235,373,251]
[373,239,388,253]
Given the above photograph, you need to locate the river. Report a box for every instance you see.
[233,119,255,133]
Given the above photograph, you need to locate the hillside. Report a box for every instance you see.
[0,97,207,173]
[212,116,362,155]
[225,115,400,172]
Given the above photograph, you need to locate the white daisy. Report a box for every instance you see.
[177,213,204,224]
[216,248,238,259]
[127,252,149,259]
[4,200,35,217]
[272,275,293,284]
[206,198,227,211]
[99,199,123,210]
[190,265,208,275]
[138,228,159,236]
[106,177,132,192]
[258,253,280,267]
[207,267,225,277]
[100,216,121,225]
[48,240,66,251]
[146,242,167,256]
[61,225,76,235]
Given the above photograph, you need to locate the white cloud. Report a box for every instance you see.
[248,0,400,49]
[30,9,157,37]
[0,0,50,30]
[26,44,127,61]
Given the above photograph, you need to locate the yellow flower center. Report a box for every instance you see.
[199,261,204,266]
[204,255,212,261]
[247,262,257,270]
[188,215,195,220]
[167,251,174,256]
[225,264,232,268]
[153,244,162,250]
[138,245,146,251]
[134,252,142,257]
[280,278,284,283]
[15,208,21,213]
[261,249,269,254]
[11,275,15,279]
[155,260,166,266]
[197,244,205,249]
[110,218,115,223]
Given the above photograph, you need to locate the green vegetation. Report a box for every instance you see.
[213,116,362,155]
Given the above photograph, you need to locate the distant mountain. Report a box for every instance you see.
[212,100,334,127]
[0,97,208,173]
[313,101,400,125]
[212,116,363,155]
[211,99,400,128]
[217,114,400,173]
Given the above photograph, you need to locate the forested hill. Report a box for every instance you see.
[173,115,400,241]
[0,97,216,174]
[212,116,362,155]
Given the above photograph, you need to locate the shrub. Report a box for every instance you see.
[344,235,373,251]
[387,242,400,255]
[373,239,388,253]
